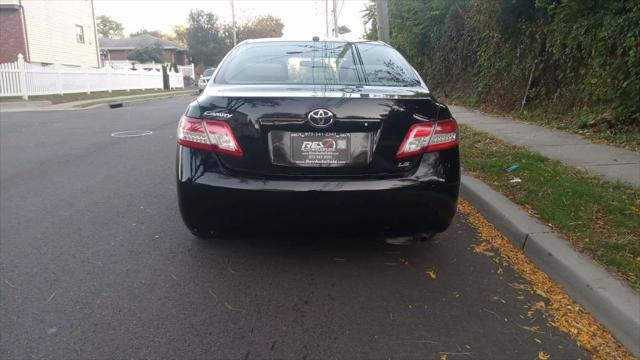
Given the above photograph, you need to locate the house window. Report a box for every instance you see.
[75,25,85,44]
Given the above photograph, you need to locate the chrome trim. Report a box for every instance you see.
[259,119,306,126]
[413,113,435,121]
[259,118,381,125]
[202,85,431,99]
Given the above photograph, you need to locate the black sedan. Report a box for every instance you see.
[176,39,460,240]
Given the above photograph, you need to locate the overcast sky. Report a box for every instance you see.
[93,0,370,40]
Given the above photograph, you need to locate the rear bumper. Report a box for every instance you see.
[177,145,460,236]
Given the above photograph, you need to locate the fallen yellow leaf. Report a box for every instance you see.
[538,350,550,360]
[523,325,540,333]
[491,296,506,303]
[532,301,546,310]
[535,288,548,298]
[426,268,437,280]
[472,242,495,256]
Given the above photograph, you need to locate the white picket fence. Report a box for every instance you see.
[0,54,184,100]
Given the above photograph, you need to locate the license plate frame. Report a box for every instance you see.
[269,131,373,168]
[289,132,351,166]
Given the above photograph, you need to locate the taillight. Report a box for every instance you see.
[177,115,243,156]
[177,116,210,152]
[396,118,458,159]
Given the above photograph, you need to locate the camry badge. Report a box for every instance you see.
[203,111,232,119]
[307,109,334,128]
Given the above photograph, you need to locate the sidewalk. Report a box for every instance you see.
[450,105,640,187]
[0,89,196,112]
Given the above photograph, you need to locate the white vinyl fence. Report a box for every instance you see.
[169,71,184,88]
[0,54,184,100]
[106,61,195,79]
[177,64,195,79]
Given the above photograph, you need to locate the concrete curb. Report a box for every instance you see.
[77,91,196,109]
[461,174,640,356]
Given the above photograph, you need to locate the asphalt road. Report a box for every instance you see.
[0,97,588,359]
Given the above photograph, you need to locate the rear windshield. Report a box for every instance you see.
[214,41,421,87]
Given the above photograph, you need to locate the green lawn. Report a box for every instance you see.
[0,89,189,105]
[459,125,640,289]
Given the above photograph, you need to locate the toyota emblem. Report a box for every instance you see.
[307,109,334,128]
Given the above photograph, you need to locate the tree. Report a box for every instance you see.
[96,15,124,38]
[184,9,227,66]
[181,10,284,66]
[129,29,164,38]
[361,1,377,40]
[166,25,188,47]
[235,15,284,43]
[127,42,164,63]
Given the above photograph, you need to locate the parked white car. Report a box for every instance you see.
[198,68,216,93]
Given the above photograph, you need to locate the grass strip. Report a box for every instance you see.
[459,124,640,289]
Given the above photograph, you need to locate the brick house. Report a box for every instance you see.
[99,34,190,66]
[0,0,100,66]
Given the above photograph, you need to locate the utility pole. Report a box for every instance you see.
[375,0,390,43]
[332,0,339,37]
[231,0,237,46]
[325,0,329,38]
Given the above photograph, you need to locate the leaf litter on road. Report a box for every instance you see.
[458,199,633,359]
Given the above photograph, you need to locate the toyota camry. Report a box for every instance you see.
[176,39,460,240]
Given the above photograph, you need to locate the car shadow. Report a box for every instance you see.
[187,226,445,266]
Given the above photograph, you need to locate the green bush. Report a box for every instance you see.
[375,0,640,129]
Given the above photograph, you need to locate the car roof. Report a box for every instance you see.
[237,38,389,47]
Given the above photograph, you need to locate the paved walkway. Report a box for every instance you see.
[450,105,640,187]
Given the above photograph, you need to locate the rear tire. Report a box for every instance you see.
[188,227,216,239]
[415,232,437,242]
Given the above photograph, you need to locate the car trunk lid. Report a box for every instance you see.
[191,85,449,178]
